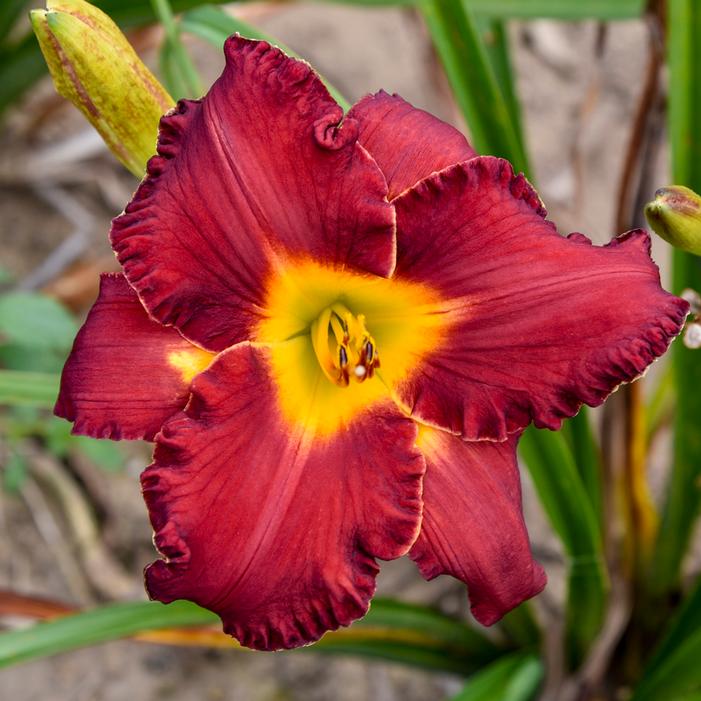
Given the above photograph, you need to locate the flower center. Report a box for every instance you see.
[310,303,379,387]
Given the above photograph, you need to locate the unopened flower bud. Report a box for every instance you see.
[30,0,174,177]
[644,186,701,256]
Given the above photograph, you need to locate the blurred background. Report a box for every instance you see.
[0,1,686,700]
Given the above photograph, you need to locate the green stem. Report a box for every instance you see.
[562,411,603,521]
[419,0,530,176]
[646,362,674,444]
[150,0,178,43]
[150,0,202,98]
[520,428,608,668]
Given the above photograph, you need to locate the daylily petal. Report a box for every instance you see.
[348,90,477,200]
[142,343,425,650]
[55,274,214,441]
[411,429,544,625]
[392,157,688,440]
[111,36,395,353]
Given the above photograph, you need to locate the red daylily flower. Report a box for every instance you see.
[56,36,688,651]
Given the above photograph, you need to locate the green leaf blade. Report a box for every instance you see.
[561,409,603,520]
[0,598,504,674]
[450,652,543,701]
[633,629,701,701]
[464,0,644,20]
[0,292,77,352]
[638,577,701,691]
[519,427,608,667]
[419,0,530,175]
[0,370,60,408]
[0,600,217,668]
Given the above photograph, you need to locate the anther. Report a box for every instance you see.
[310,303,380,387]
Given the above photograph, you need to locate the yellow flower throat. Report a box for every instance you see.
[311,303,379,387]
[255,259,453,434]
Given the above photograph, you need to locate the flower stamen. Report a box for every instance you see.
[310,303,380,387]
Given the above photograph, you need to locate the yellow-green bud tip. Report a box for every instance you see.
[645,185,701,256]
[45,11,66,29]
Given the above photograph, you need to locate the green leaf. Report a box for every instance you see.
[151,0,203,99]
[181,5,351,111]
[0,370,60,408]
[641,577,701,686]
[0,343,67,373]
[473,15,526,166]
[250,0,647,14]
[463,0,644,20]
[0,597,504,674]
[328,598,504,674]
[0,292,76,352]
[450,652,543,701]
[519,428,608,668]
[315,0,417,5]
[159,38,197,99]
[93,0,230,28]
[497,602,541,648]
[419,0,530,175]
[0,600,215,668]
[650,0,701,597]
[561,410,603,521]
[632,628,701,701]
[647,363,674,443]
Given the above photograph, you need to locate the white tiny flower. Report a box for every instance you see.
[684,322,701,349]
[681,288,701,314]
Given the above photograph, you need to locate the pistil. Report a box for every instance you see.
[310,303,380,387]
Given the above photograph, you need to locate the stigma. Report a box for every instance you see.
[310,303,380,387]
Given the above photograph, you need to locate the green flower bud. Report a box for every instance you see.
[644,185,701,256]
[30,0,174,177]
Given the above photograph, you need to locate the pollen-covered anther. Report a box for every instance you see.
[311,303,380,387]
